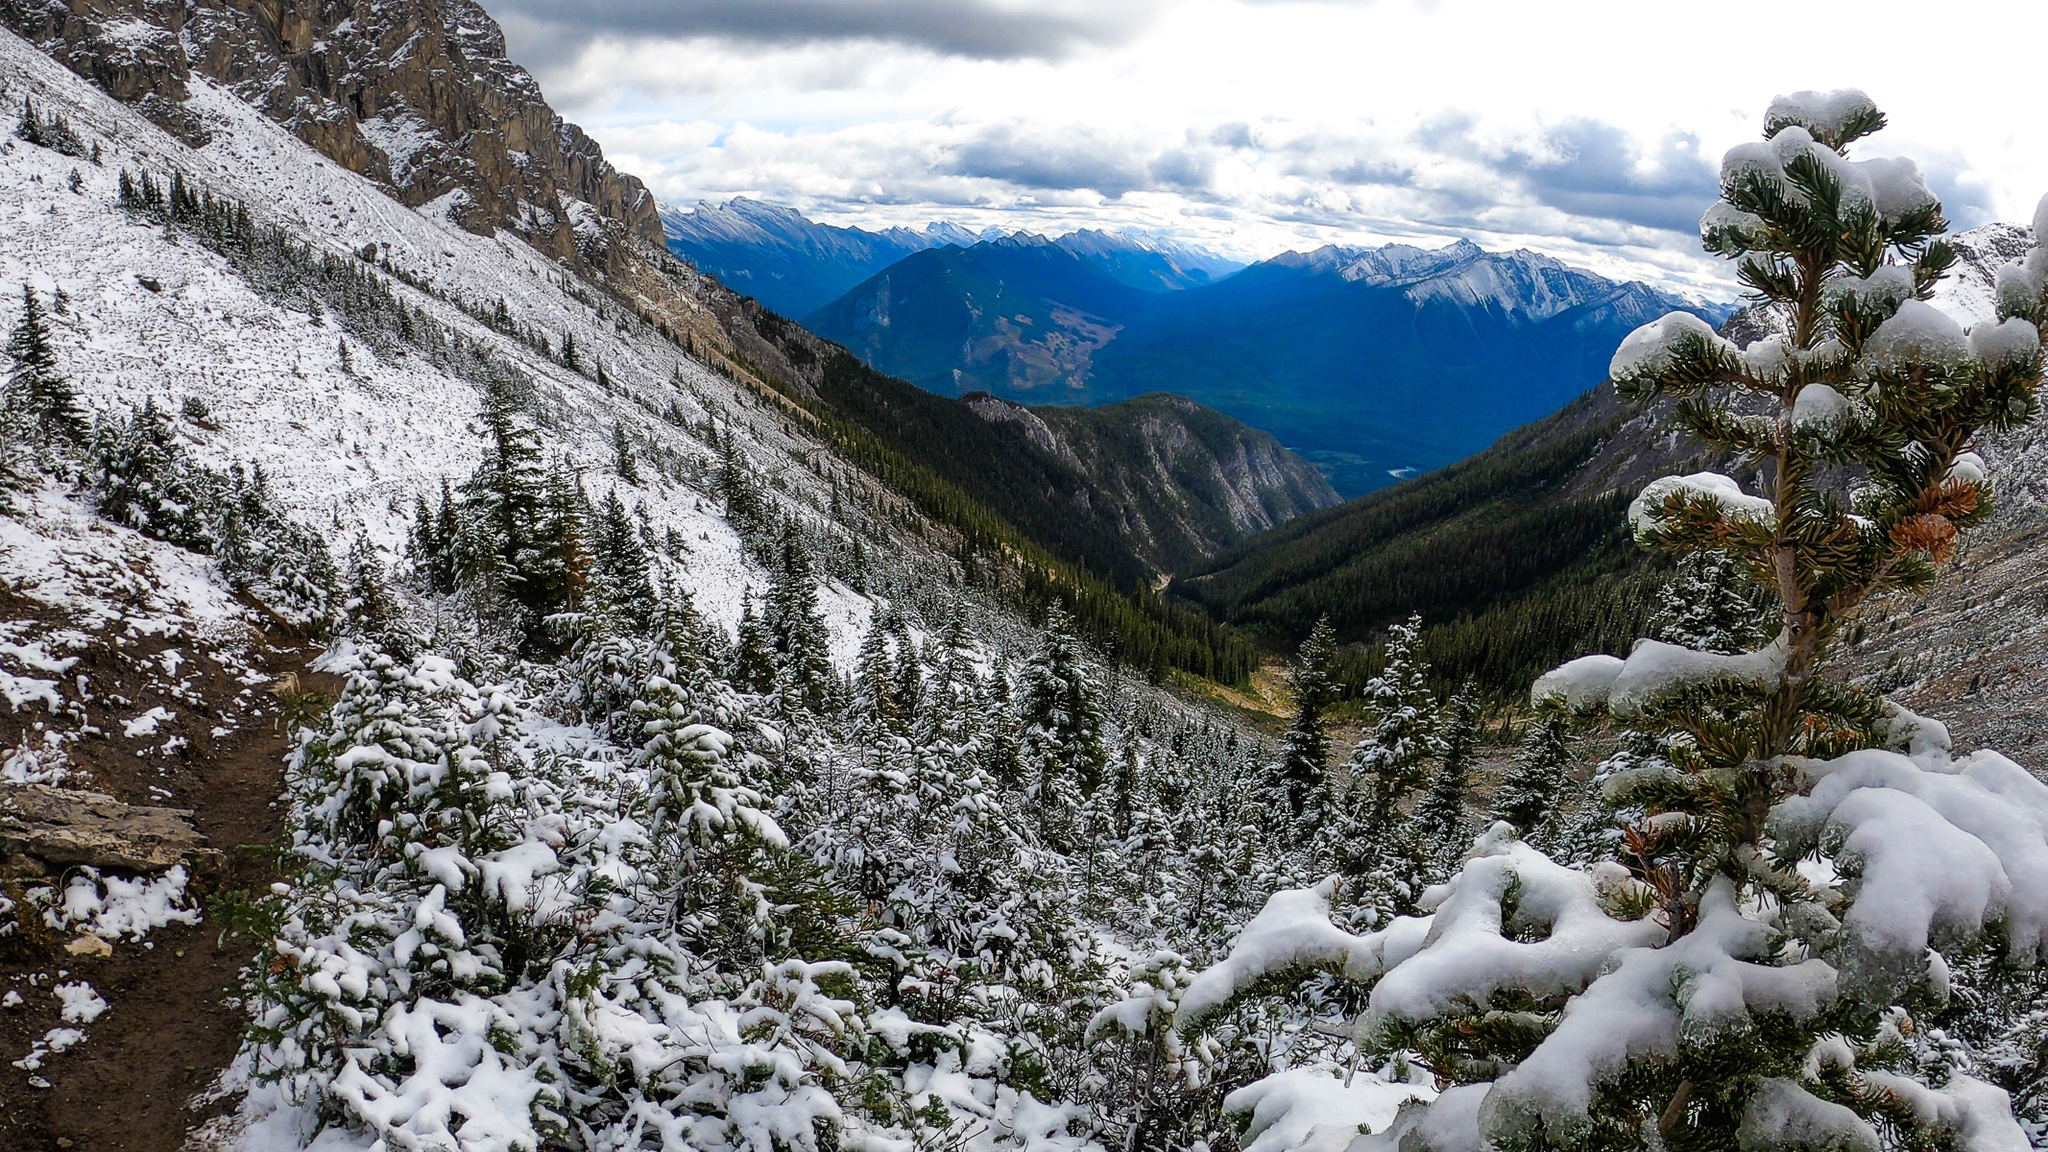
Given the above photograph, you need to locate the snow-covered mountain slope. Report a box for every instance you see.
[660,197,986,317]
[0,0,660,264]
[662,196,1001,258]
[1937,223,2034,324]
[1042,228,1243,293]
[0,27,886,658]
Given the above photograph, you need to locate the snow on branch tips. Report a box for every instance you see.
[1608,311,1736,386]
[1350,828,1663,1063]
[1626,471,1775,544]
[1534,635,1791,719]
[1173,878,1431,1028]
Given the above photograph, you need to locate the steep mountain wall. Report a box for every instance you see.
[0,0,661,265]
[965,392,1340,575]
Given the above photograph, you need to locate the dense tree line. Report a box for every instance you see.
[1174,410,1677,697]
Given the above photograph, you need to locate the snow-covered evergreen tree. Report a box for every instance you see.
[766,520,836,713]
[728,594,779,696]
[407,478,462,595]
[214,463,341,630]
[1179,91,2048,1152]
[1649,550,1774,655]
[3,284,86,459]
[1345,614,1442,833]
[456,378,577,644]
[977,653,1025,789]
[851,615,900,731]
[588,487,657,633]
[1274,617,1337,820]
[1415,680,1480,855]
[13,94,85,157]
[90,398,217,548]
[887,609,925,727]
[631,669,791,962]
[1019,603,1106,846]
[611,420,640,484]
[243,646,535,1137]
[1492,702,1570,844]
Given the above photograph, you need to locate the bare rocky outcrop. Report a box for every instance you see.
[0,0,660,265]
[0,784,222,875]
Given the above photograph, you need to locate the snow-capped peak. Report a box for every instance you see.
[1271,238,1711,325]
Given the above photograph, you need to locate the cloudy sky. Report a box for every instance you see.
[482,0,2044,298]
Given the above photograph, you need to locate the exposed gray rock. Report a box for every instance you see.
[0,784,221,875]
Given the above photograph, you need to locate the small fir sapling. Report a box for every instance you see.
[1491,702,1572,846]
[1415,681,1482,855]
[1274,617,1338,821]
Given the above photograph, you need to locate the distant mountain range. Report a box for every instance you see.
[1173,223,2037,702]
[660,198,1240,318]
[805,234,1733,496]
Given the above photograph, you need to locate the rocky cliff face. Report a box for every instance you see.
[965,391,1343,575]
[0,0,660,264]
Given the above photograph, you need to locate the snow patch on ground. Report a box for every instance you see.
[39,865,202,941]
[54,981,107,1024]
[122,706,174,737]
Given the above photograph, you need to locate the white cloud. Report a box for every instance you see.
[484,0,2048,295]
